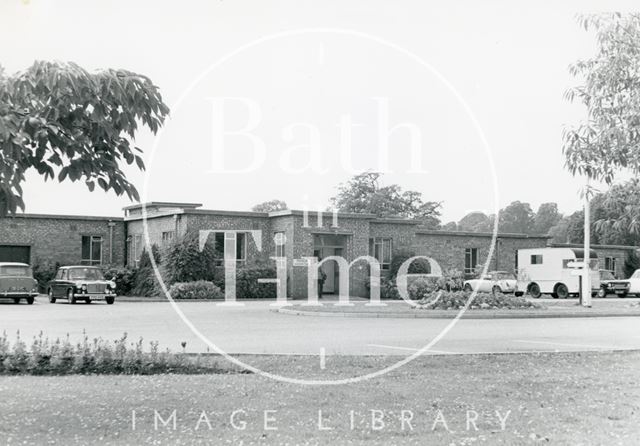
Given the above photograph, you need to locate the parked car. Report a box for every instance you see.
[47,266,116,304]
[603,269,640,298]
[0,262,38,304]
[597,270,617,298]
[463,271,517,294]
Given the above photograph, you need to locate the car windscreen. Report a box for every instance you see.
[601,271,615,280]
[0,266,32,276]
[68,268,104,280]
[632,270,640,279]
[496,273,515,280]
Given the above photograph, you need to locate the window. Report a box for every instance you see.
[531,254,543,265]
[274,232,285,258]
[213,232,247,266]
[133,234,143,265]
[369,237,392,270]
[161,231,174,244]
[81,236,102,265]
[464,248,478,274]
[604,256,617,273]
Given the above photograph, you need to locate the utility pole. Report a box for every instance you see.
[581,177,592,307]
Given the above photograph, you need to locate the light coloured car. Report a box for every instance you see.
[605,269,640,298]
[463,271,517,294]
[0,262,38,304]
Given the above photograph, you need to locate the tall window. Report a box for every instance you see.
[274,232,285,258]
[81,236,102,265]
[161,231,174,245]
[369,237,392,270]
[464,248,478,274]
[213,232,247,265]
[605,256,617,274]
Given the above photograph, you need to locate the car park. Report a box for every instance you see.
[0,262,38,304]
[463,271,517,294]
[603,269,640,298]
[47,266,116,304]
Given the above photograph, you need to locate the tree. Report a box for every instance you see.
[251,199,288,213]
[498,201,534,234]
[533,202,561,235]
[165,231,218,284]
[441,221,458,231]
[624,250,640,278]
[329,171,442,228]
[0,61,169,215]
[592,179,640,245]
[458,211,492,232]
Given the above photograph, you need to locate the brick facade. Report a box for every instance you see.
[4,202,636,298]
[0,214,125,267]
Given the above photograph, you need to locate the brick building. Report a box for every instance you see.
[0,213,125,267]
[2,202,637,298]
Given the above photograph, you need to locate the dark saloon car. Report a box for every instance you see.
[47,266,116,304]
[0,262,38,304]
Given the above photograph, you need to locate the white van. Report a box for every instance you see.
[516,248,600,298]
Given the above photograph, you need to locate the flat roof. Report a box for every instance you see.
[122,201,203,211]
[1,213,123,222]
[416,229,551,239]
[550,243,638,251]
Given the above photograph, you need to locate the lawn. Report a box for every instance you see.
[1,351,639,445]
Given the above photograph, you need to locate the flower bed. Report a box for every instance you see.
[414,291,542,310]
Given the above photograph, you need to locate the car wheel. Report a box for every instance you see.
[67,289,76,305]
[85,298,91,304]
[106,296,115,305]
[48,289,56,304]
[492,285,501,295]
[529,283,542,299]
[555,283,569,299]
[13,297,20,304]
[26,296,34,305]
[597,288,607,298]
[618,292,628,298]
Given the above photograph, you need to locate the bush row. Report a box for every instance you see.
[0,331,238,376]
[414,290,541,310]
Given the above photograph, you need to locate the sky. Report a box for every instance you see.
[1,0,637,223]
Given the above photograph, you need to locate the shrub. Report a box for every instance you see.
[380,277,400,299]
[165,231,218,284]
[624,250,640,278]
[437,268,465,291]
[0,331,241,376]
[131,245,162,297]
[389,249,431,278]
[407,277,440,299]
[168,281,224,299]
[32,258,60,293]
[414,290,541,310]
[236,265,277,299]
[102,266,136,296]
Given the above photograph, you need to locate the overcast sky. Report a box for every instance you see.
[1,0,636,223]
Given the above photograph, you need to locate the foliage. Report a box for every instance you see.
[131,245,161,297]
[0,331,234,376]
[102,266,136,296]
[388,249,431,278]
[624,250,640,279]
[0,61,169,215]
[499,201,534,234]
[458,211,493,232]
[414,291,541,310]
[251,199,288,213]
[533,202,561,235]
[235,265,277,299]
[407,277,440,299]
[165,231,218,284]
[379,277,400,299]
[168,281,224,300]
[31,258,60,292]
[564,13,640,184]
[593,179,640,241]
[329,171,442,228]
[441,221,458,231]
[437,268,465,291]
